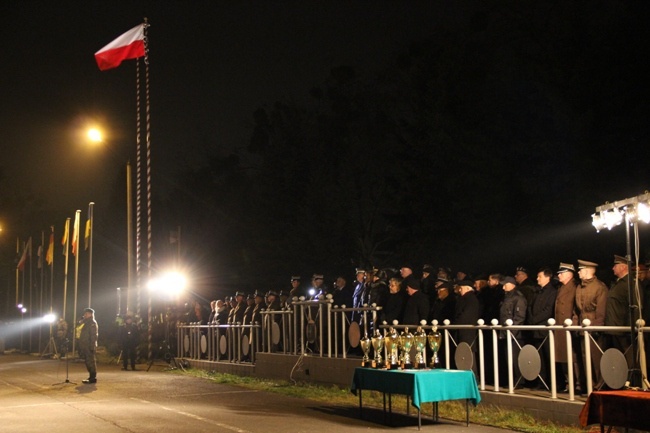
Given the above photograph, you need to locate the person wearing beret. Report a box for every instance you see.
[78,307,99,384]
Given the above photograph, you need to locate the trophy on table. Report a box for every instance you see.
[414,325,427,369]
[399,327,414,369]
[360,333,372,367]
[427,322,442,368]
[384,327,400,370]
[371,329,384,368]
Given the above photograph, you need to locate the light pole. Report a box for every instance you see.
[592,191,650,388]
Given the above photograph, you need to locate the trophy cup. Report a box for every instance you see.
[384,327,400,369]
[399,327,414,369]
[371,329,384,368]
[414,326,427,369]
[360,333,371,367]
[427,326,442,368]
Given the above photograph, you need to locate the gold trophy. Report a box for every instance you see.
[371,329,384,368]
[414,326,427,369]
[360,333,371,367]
[427,325,442,368]
[384,327,400,369]
[399,327,414,369]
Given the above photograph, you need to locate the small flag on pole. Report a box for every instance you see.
[62,219,69,256]
[17,238,31,271]
[72,212,80,256]
[95,24,146,71]
[46,232,54,265]
[84,217,92,250]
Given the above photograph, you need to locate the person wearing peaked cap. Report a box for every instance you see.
[554,261,579,391]
[574,259,607,393]
[402,276,429,325]
[498,276,527,384]
[289,275,306,299]
[309,274,328,299]
[604,254,641,368]
[351,268,368,322]
[79,307,99,384]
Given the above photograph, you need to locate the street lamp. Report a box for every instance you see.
[592,191,650,388]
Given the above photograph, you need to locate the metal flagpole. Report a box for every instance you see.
[71,210,81,358]
[144,17,154,363]
[62,218,70,324]
[127,161,133,314]
[87,202,94,307]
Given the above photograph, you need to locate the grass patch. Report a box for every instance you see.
[173,368,585,433]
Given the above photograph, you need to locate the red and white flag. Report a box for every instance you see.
[95,24,146,71]
[72,212,80,256]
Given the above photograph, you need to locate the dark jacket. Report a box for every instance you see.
[402,290,430,326]
[381,291,407,325]
[527,283,558,339]
[499,289,527,340]
[78,316,98,352]
[454,290,480,346]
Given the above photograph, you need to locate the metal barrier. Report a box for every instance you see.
[176,302,649,401]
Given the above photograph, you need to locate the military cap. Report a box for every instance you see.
[515,266,528,275]
[246,293,255,300]
[436,276,450,283]
[312,274,324,280]
[290,275,301,282]
[266,290,279,297]
[355,268,366,275]
[253,291,264,298]
[83,307,95,314]
[234,291,245,297]
[422,264,435,274]
[501,276,517,286]
[557,262,575,274]
[613,255,627,265]
[577,260,598,269]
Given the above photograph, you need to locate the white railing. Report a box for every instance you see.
[176,297,648,401]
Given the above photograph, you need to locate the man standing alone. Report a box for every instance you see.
[78,307,99,384]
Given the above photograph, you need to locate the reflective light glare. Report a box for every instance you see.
[21,307,27,313]
[43,313,56,323]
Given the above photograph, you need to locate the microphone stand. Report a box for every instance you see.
[52,339,76,386]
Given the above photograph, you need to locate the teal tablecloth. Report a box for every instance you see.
[351,368,481,410]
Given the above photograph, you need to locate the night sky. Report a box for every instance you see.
[1,1,650,322]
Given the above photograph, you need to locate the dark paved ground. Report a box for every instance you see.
[0,353,513,432]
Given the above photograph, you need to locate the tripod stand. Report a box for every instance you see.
[40,326,59,359]
[147,340,183,372]
[52,339,76,386]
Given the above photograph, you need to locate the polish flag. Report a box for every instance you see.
[95,24,146,71]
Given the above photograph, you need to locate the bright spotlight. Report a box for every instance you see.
[150,271,187,299]
[43,313,56,323]
[87,127,103,143]
[20,307,27,314]
[17,303,23,309]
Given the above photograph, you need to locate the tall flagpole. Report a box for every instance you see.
[49,226,54,314]
[71,210,81,357]
[15,237,19,306]
[88,202,94,307]
[144,17,154,362]
[127,161,133,314]
[62,218,70,324]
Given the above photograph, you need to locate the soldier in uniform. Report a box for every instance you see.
[232,292,246,325]
[605,255,642,367]
[289,275,305,299]
[351,269,367,322]
[574,259,607,394]
[554,263,579,392]
[119,315,139,370]
[78,307,99,384]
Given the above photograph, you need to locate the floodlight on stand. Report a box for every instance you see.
[637,202,650,224]
[43,313,56,323]
[604,208,623,229]
[592,212,606,232]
